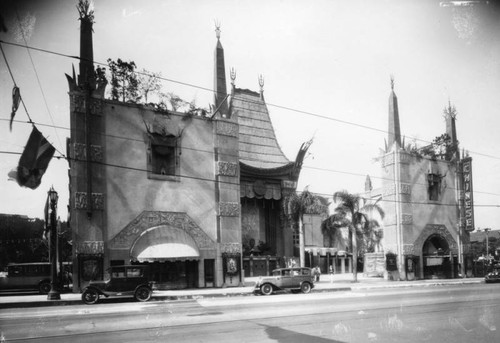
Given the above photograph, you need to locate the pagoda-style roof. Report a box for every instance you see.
[230,88,294,176]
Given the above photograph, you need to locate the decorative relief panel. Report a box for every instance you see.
[281,180,297,190]
[220,242,242,255]
[399,152,411,164]
[400,183,411,195]
[110,211,216,250]
[216,121,238,137]
[73,143,103,162]
[75,240,104,255]
[75,192,104,210]
[72,95,103,116]
[401,214,413,225]
[217,161,238,176]
[219,202,241,217]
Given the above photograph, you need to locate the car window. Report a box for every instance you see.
[272,270,281,276]
[301,269,311,275]
[111,267,126,278]
[127,268,144,278]
[283,270,291,276]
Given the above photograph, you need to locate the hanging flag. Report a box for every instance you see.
[10,86,20,131]
[15,126,56,189]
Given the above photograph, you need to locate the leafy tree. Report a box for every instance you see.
[324,191,384,282]
[283,187,326,267]
[107,58,140,103]
[158,92,186,112]
[138,69,162,103]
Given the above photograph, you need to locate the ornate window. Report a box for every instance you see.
[427,173,441,201]
[147,133,180,181]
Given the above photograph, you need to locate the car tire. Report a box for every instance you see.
[39,281,51,294]
[260,284,273,296]
[135,286,152,302]
[82,289,100,305]
[300,282,312,294]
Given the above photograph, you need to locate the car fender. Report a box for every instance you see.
[82,285,108,297]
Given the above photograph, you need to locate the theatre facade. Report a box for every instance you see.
[67,5,309,291]
[365,79,473,281]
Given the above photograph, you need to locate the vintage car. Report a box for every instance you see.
[485,267,500,283]
[254,267,315,295]
[81,265,152,304]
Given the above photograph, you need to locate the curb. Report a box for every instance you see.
[0,279,484,309]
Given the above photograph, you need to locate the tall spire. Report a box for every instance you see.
[444,100,459,159]
[213,20,228,116]
[388,75,401,148]
[77,0,95,89]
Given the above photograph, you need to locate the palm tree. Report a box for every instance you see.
[283,187,326,267]
[320,214,345,248]
[326,190,384,282]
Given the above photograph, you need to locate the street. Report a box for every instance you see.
[1,283,499,342]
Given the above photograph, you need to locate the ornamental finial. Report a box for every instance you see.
[390,74,395,90]
[230,67,236,86]
[258,74,264,92]
[214,19,221,40]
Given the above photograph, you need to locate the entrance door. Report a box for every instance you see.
[146,260,198,290]
[422,235,451,279]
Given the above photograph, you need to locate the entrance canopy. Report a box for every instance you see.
[130,226,200,262]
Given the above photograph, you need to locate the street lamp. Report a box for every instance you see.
[47,186,60,300]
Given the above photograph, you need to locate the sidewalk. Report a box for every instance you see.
[0,273,484,309]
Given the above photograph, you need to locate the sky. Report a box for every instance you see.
[0,0,499,230]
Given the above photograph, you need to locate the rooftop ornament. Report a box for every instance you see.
[214,19,221,40]
[77,0,95,23]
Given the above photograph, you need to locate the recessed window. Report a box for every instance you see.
[152,144,176,175]
[427,174,441,201]
[147,134,180,181]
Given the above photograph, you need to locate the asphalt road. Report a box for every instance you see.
[1,283,499,342]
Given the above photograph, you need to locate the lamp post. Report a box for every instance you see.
[47,186,60,300]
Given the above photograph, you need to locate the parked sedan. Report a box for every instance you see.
[81,265,152,304]
[254,267,315,295]
[485,268,500,283]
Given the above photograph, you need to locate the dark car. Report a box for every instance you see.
[485,267,500,283]
[254,267,315,295]
[81,265,152,304]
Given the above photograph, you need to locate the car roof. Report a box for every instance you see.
[272,267,311,272]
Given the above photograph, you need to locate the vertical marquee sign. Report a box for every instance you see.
[462,157,474,231]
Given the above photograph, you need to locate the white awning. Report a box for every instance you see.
[130,226,200,262]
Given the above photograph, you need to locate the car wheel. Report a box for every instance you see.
[82,289,99,305]
[135,286,152,302]
[260,284,273,295]
[39,282,51,294]
[300,282,312,294]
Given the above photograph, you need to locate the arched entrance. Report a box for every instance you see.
[422,234,453,279]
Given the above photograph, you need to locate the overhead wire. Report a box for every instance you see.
[14,8,64,153]
[1,39,499,162]
[1,39,499,208]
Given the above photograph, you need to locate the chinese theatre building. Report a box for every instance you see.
[369,79,473,281]
[68,5,308,291]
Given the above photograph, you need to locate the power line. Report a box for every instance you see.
[1,148,499,204]
[14,9,64,153]
[2,116,500,199]
[1,39,499,162]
